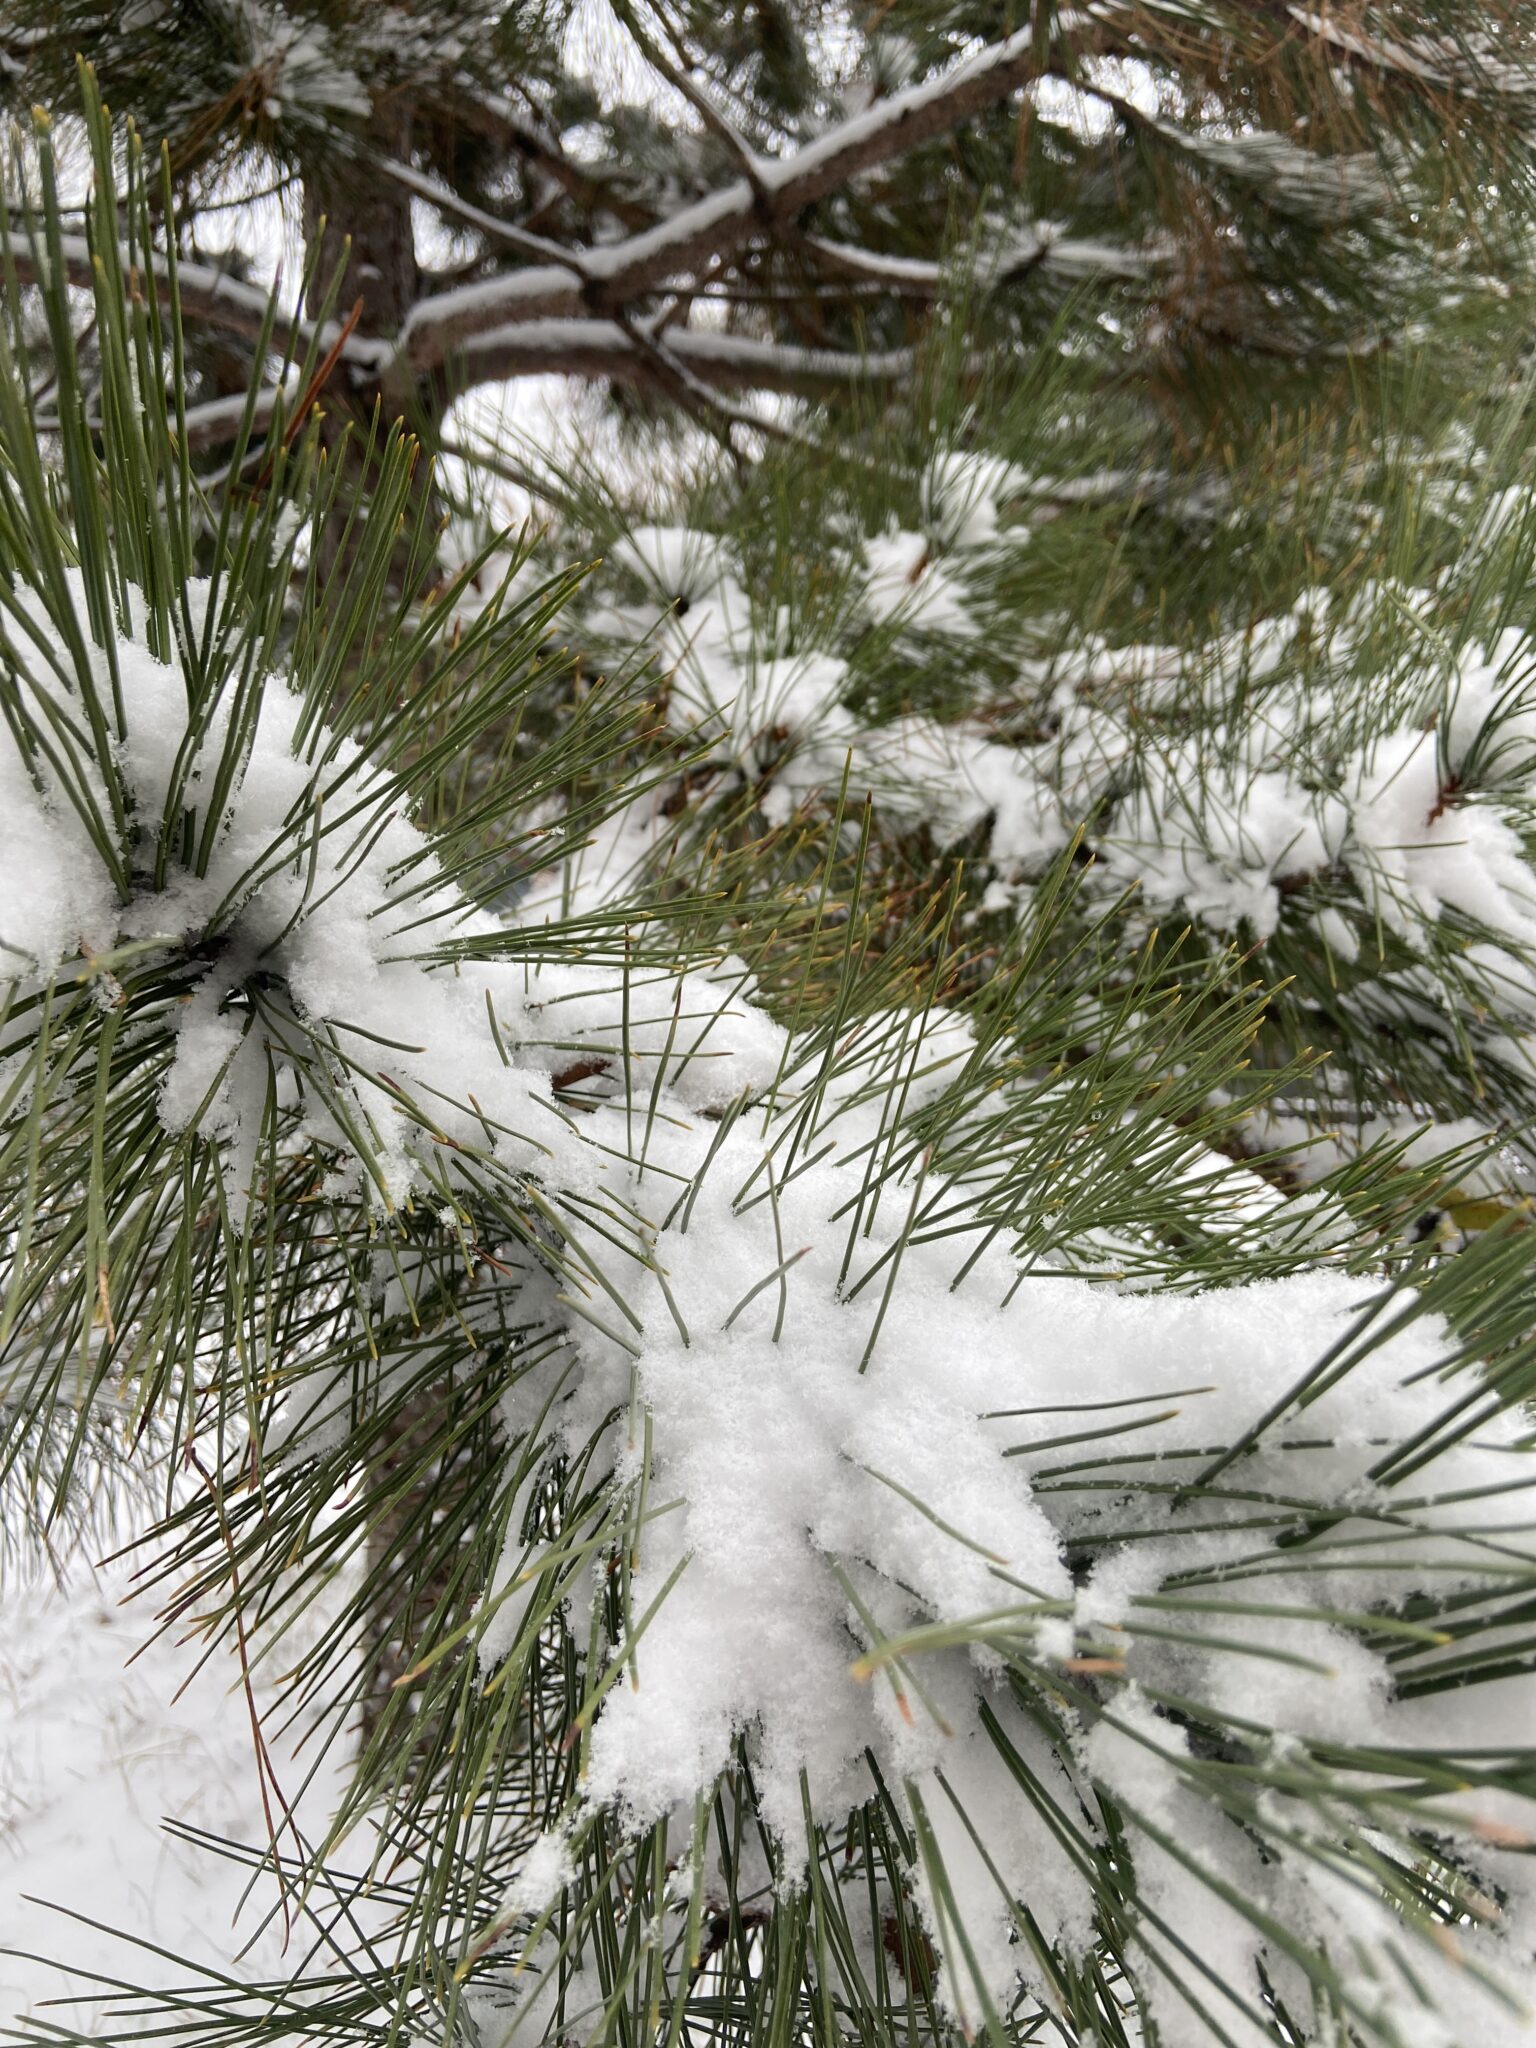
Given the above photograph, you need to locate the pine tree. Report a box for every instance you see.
[3,1,1533,464]
[6,13,1536,2048]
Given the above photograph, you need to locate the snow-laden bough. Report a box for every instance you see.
[7,571,1536,2048]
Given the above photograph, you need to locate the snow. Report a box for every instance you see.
[248,13,370,123]
[420,511,1536,2031]
[922,451,1027,548]
[1152,124,1391,221]
[611,523,732,603]
[7,0,1536,2033]
[1104,753,1340,939]
[582,513,1536,1223]
[861,526,975,635]
[801,235,943,287]
[1,1547,361,2038]
[3,573,571,1210]
[1343,724,1536,948]
[12,495,1536,2040]
[0,737,115,977]
[469,966,1536,2030]
[512,950,788,1111]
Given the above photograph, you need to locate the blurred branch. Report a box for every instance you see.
[3,228,381,370]
[399,24,1046,367]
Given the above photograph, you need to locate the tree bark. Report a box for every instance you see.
[299,104,471,1747]
[303,99,420,346]
[301,96,443,594]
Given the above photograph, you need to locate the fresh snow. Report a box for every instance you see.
[9,468,1536,2040]
[1,1547,361,2037]
[584,457,1536,1192]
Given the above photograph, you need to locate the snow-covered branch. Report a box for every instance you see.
[177,385,282,450]
[802,237,945,291]
[370,156,586,272]
[450,82,658,232]
[1286,6,1536,99]
[2,230,384,374]
[3,27,1044,435]
[399,25,1044,369]
[454,319,914,396]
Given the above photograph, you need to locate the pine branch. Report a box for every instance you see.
[2,227,383,372]
[454,319,913,396]
[8,29,1536,2048]
[397,24,1047,368]
[1285,4,1536,98]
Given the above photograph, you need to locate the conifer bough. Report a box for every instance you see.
[5,17,1536,2048]
[5,1,1534,454]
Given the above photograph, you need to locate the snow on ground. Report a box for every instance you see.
[0,1544,357,2037]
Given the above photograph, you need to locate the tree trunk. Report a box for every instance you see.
[301,101,469,1746]
[304,98,419,341]
[301,96,443,594]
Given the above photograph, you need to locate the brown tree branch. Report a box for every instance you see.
[3,229,384,373]
[398,23,1045,371]
[169,323,910,456]
[454,319,914,396]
